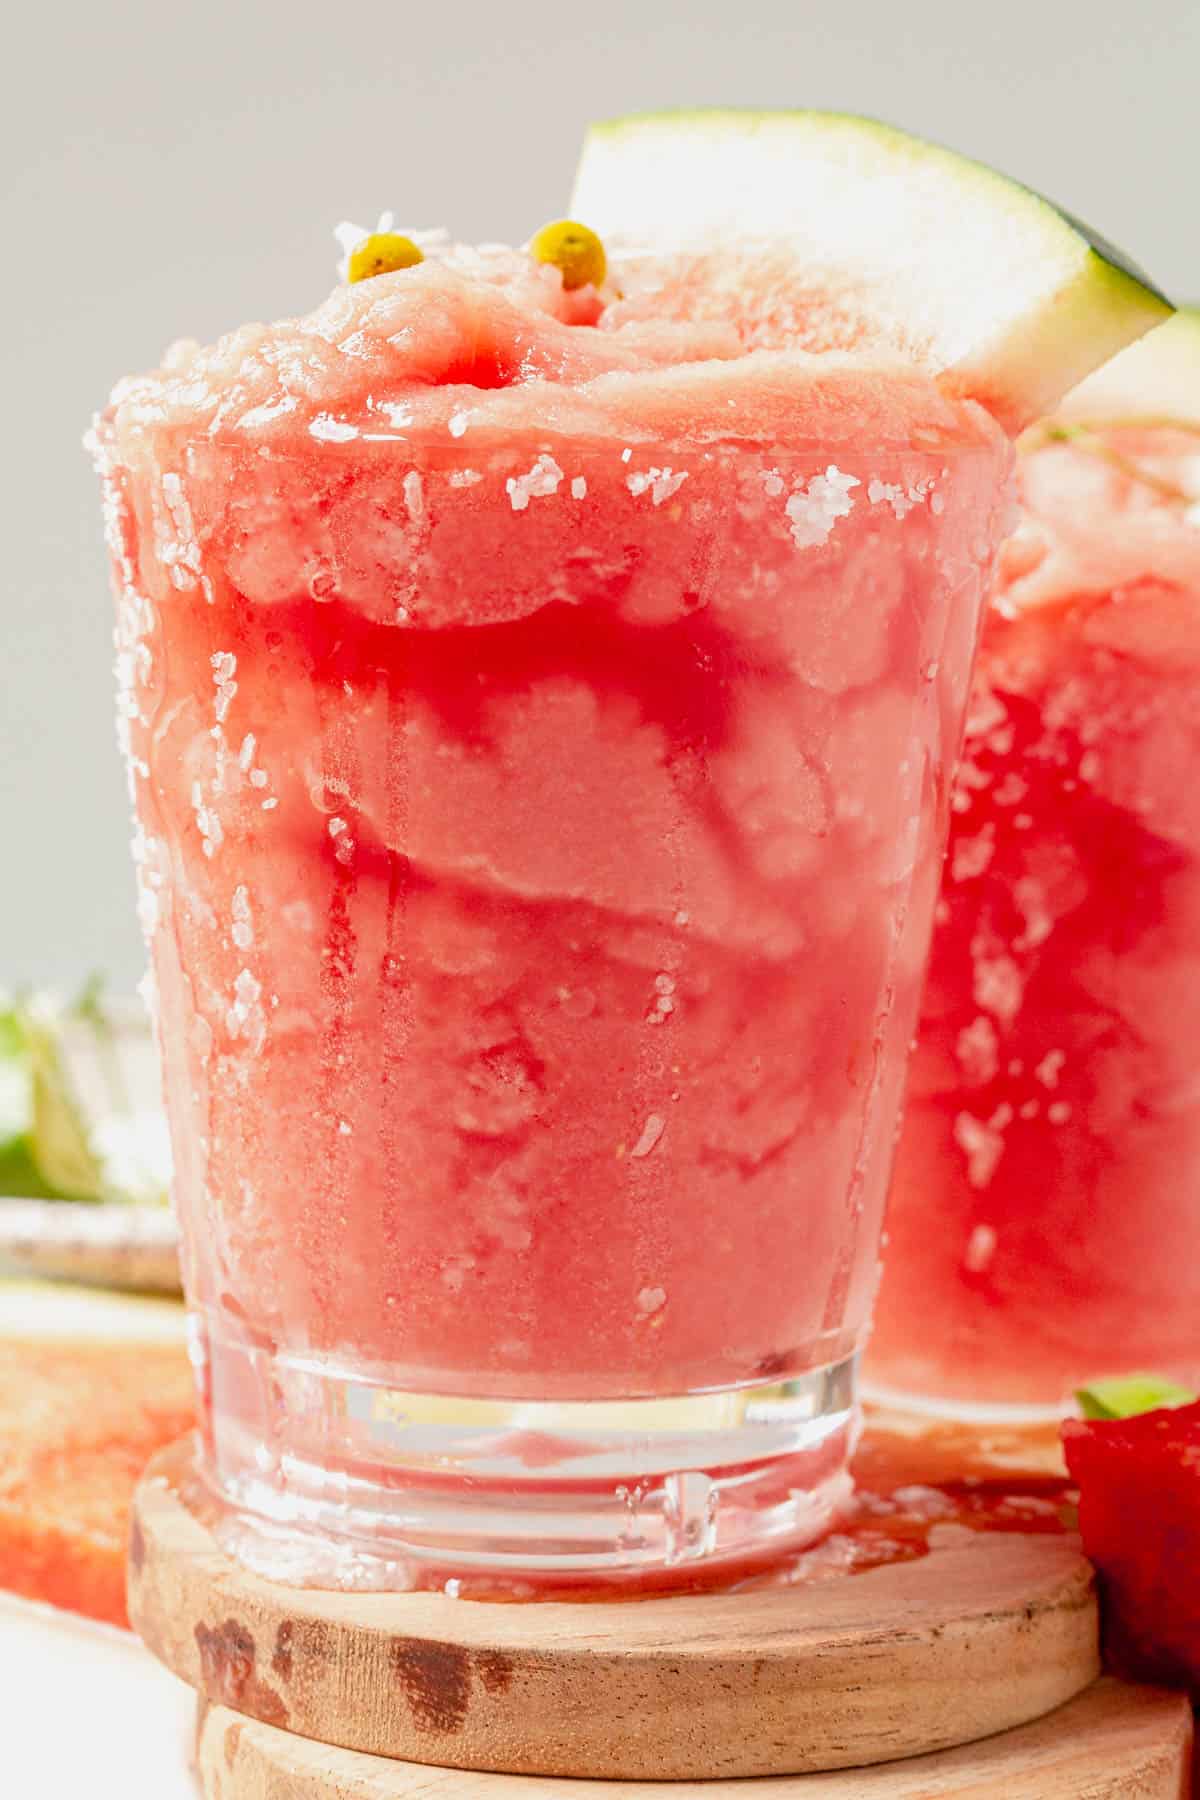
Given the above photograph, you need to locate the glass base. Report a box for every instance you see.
[860,1378,1069,1427]
[193,1314,859,1592]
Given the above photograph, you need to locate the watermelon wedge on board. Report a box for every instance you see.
[0,1284,190,1628]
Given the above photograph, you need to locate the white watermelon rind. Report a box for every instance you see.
[569,110,1172,432]
[1055,305,1200,427]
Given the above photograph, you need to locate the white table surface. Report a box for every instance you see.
[0,1593,195,1798]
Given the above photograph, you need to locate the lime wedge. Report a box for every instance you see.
[0,1003,103,1202]
[1076,1374,1197,1420]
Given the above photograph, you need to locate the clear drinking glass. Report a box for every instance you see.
[94,408,1010,1587]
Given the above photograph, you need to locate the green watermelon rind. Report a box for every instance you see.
[570,110,1173,431]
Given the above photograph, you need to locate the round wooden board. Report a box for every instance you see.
[132,1437,1100,1781]
[0,1197,181,1294]
[195,1679,1192,1798]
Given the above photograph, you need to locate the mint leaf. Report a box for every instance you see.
[0,999,103,1202]
[1076,1374,1197,1420]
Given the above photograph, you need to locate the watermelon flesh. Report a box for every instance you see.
[1064,1401,1200,1696]
[867,417,1200,1409]
[0,1333,192,1628]
[95,244,1011,1527]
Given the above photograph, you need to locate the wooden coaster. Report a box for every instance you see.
[0,1198,180,1294]
[195,1679,1192,1798]
[131,1437,1099,1781]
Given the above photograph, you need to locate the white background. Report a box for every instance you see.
[3,0,1198,990]
[0,1595,194,1798]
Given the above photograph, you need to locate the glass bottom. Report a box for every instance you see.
[860,1377,1070,1427]
[193,1314,859,1592]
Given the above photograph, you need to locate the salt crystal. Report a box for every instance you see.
[761,470,785,498]
[784,467,860,549]
[993,772,1028,807]
[447,469,482,488]
[630,1113,666,1158]
[403,470,425,528]
[505,454,564,512]
[309,414,359,443]
[238,733,256,771]
[637,1286,667,1316]
[211,652,238,723]
[238,396,298,430]
[1013,877,1055,951]
[951,824,995,882]
[234,968,259,1008]
[441,1253,476,1295]
[159,473,201,591]
[1035,1049,1065,1090]
[953,1112,1005,1189]
[448,410,470,437]
[249,769,268,789]
[971,934,1023,1025]
[136,884,159,935]
[956,1015,998,1086]
[225,969,266,1054]
[967,690,1008,739]
[231,885,253,951]
[867,479,913,520]
[627,467,688,505]
[621,448,632,463]
[570,476,587,499]
[261,797,278,811]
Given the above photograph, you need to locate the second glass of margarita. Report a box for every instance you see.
[869,316,1200,1411]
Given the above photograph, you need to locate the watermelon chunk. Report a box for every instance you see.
[570,110,1173,431]
[1063,1400,1200,1695]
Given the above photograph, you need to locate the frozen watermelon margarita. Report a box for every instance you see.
[92,111,1168,1583]
[869,312,1200,1414]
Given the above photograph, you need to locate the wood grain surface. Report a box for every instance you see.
[131,1437,1100,1781]
[195,1678,1193,1798]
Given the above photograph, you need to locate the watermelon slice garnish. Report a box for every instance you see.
[1064,1385,1200,1697]
[1055,304,1200,426]
[569,110,1172,432]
